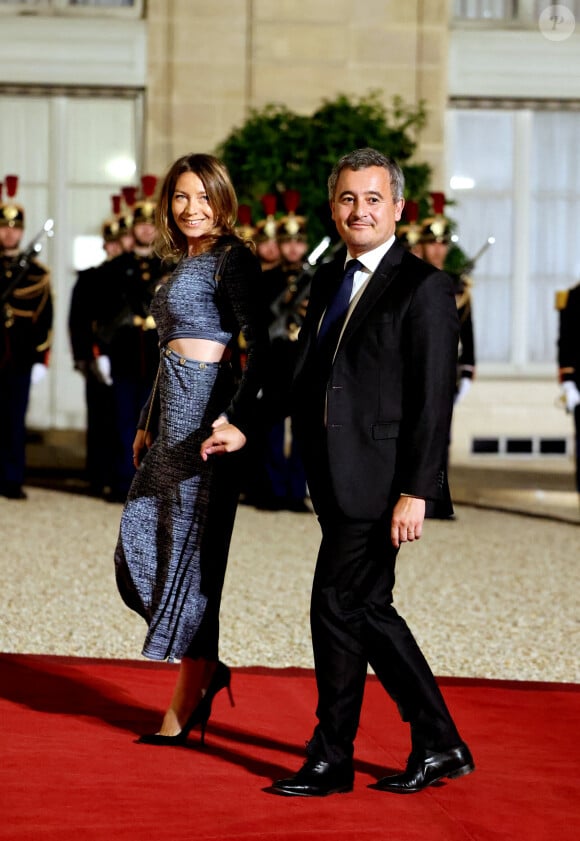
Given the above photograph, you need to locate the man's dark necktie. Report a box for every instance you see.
[317,258,362,346]
[314,258,362,384]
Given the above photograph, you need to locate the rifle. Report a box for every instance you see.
[461,236,495,275]
[268,236,343,341]
[1,219,54,319]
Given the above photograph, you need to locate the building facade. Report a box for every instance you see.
[0,0,579,468]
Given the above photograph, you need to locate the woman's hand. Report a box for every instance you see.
[132,428,153,468]
[200,418,247,461]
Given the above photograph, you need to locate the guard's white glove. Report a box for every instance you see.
[95,355,113,386]
[30,363,47,385]
[562,380,580,413]
[455,377,472,404]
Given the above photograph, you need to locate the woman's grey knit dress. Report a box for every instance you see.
[114,240,267,662]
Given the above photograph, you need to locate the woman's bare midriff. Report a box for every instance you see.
[168,337,228,363]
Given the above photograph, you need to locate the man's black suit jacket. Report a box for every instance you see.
[291,238,459,521]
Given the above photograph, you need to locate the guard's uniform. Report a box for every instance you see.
[396,199,422,256]
[91,176,169,501]
[409,192,479,518]
[0,222,53,498]
[96,248,166,500]
[257,194,309,511]
[452,272,476,390]
[68,199,124,496]
[557,284,580,492]
[414,194,478,396]
[254,193,281,272]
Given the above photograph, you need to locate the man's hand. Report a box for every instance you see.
[391,495,426,548]
[201,417,247,461]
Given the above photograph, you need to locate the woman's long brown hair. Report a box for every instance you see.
[154,153,240,260]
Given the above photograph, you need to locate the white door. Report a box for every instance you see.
[0,91,142,429]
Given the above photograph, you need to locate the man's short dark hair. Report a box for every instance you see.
[328,148,405,203]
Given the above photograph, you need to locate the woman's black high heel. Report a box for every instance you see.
[137,661,234,747]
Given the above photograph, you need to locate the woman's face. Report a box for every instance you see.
[171,171,216,251]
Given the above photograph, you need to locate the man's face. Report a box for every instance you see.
[257,238,280,264]
[280,238,308,265]
[133,222,156,248]
[421,241,449,270]
[120,232,135,252]
[0,225,23,252]
[104,240,123,260]
[330,166,404,257]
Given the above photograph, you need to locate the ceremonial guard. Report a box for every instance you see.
[396,199,422,257]
[409,193,477,518]
[258,190,310,511]
[96,175,167,501]
[235,203,256,243]
[418,193,476,402]
[254,194,281,272]
[118,186,137,253]
[68,195,123,496]
[232,203,272,508]
[556,283,580,497]
[234,203,262,370]
[0,175,53,500]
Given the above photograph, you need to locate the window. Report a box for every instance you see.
[0,0,141,14]
[533,0,579,16]
[446,107,580,371]
[453,0,580,24]
[453,0,516,20]
[0,90,142,427]
[446,110,513,364]
[68,1,135,6]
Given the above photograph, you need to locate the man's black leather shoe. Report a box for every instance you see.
[372,743,475,794]
[272,758,354,797]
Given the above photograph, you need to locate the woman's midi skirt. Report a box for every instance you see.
[114,347,238,662]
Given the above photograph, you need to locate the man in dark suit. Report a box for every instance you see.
[274,148,474,797]
[201,148,474,797]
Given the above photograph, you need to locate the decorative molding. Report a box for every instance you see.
[449,30,580,100]
[450,96,580,110]
[0,17,146,88]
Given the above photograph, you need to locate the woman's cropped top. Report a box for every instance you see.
[144,239,269,436]
[152,250,234,347]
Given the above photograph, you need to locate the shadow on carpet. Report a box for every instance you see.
[1,654,578,840]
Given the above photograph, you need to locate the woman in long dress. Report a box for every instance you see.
[114,153,269,745]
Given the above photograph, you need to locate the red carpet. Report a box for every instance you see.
[0,654,578,841]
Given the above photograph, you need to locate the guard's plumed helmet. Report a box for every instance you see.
[254,193,279,242]
[0,175,25,229]
[419,192,452,245]
[101,194,122,242]
[132,174,158,225]
[276,190,307,242]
